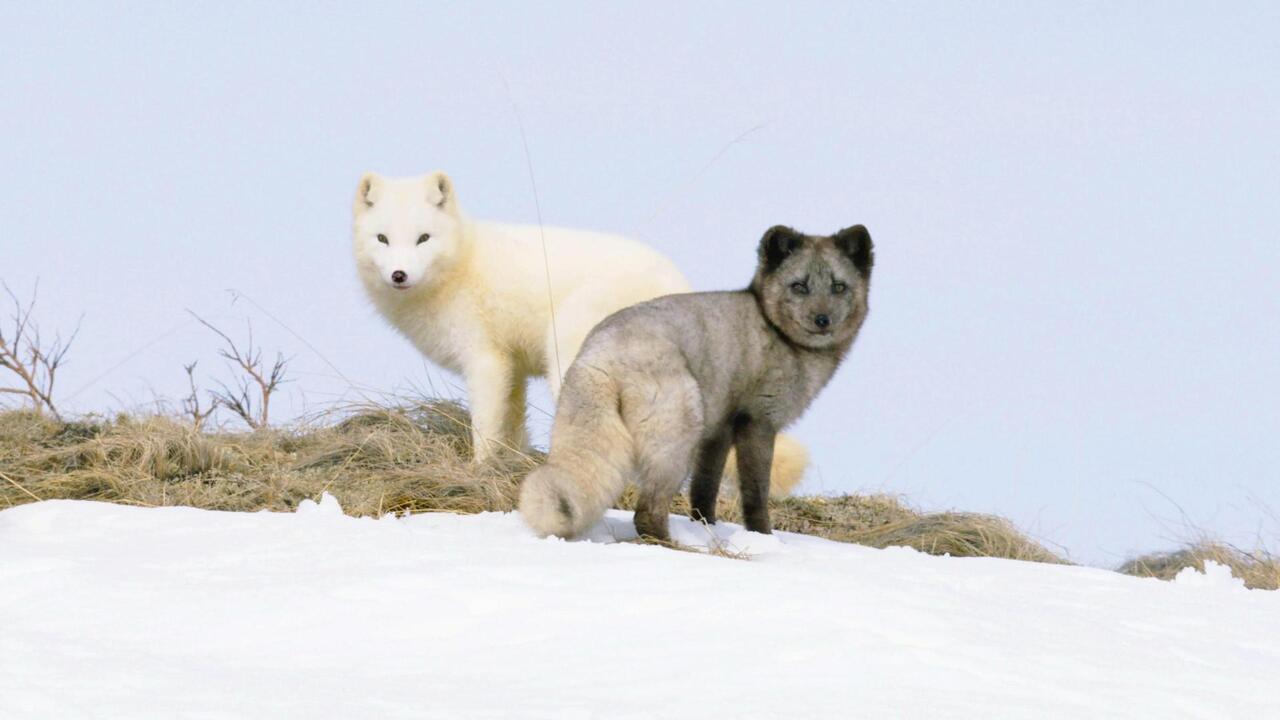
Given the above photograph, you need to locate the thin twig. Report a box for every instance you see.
[181,361,215,430]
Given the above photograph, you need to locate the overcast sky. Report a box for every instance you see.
[3,2,1278,564]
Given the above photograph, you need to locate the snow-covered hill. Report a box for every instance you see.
[2,497,1277,719]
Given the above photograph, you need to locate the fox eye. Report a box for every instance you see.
[831,281,848,294]
[790,281,810,295]
[376,234,389,245]
[417,233,431,245]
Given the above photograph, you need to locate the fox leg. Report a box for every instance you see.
[633,445,696,542]
[733,416,777,534]
[464,351,523,463]
[722,433,809,498]
[625,376,702,541]
[504,367,529,452]
[689,429,732,524]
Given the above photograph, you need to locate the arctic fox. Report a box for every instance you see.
[519,225,874,541]
[351,171,808,492]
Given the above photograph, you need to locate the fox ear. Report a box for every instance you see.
[833,225,874,277]
[355,172,382,212]
[758,225,803,273]
[425,171,454,210]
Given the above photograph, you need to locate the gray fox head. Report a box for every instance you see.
[751,225,874,351]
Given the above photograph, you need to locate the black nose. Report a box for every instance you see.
[391,270,407,284]
[814,314,830,329]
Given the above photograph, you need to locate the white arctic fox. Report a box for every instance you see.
[351,171,808,494]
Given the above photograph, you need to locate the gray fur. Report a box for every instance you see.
[519,225,873,540]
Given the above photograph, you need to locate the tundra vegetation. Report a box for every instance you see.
[0,286,1274,589]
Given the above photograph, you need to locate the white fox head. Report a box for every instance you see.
[352,171,466,292]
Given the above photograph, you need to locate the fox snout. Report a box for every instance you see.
[814,314,830,329]
[388,269,417,289]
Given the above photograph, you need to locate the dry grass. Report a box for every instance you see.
[0,404,1064,564]
[1117,542,1280,591]
[3,404,1275,588]
[0,402,526,517]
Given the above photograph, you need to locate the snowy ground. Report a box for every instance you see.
[2,497,1277,719]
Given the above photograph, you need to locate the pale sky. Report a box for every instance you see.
[3,2,1278,564]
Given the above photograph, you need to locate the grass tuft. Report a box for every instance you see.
[1117,542,1279,591]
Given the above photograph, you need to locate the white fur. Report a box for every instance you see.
[352,171,688,459]
[352,171,807,494]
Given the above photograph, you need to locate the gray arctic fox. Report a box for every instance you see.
[519,224,874,540]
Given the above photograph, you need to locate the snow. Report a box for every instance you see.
[1174,560,1247,591]
[2,497,1277,719]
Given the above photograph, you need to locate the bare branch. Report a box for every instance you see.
[189,311,289,430]
[0,279,73,420]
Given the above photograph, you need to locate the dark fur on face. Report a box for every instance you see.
[750,225,874,351]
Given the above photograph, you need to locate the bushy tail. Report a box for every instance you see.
[519,373,632,538]
[723,433,810,498]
